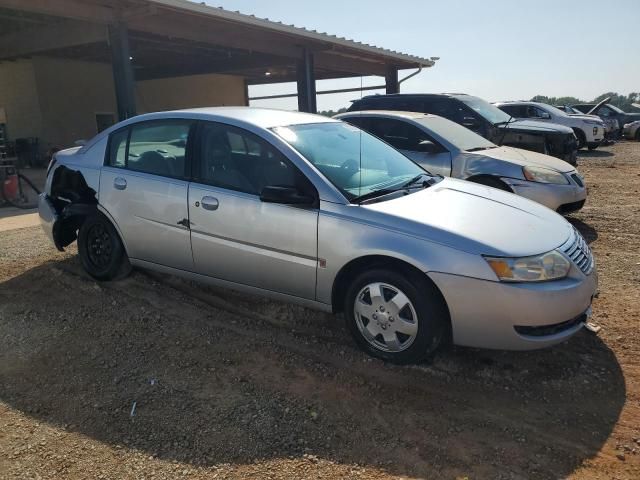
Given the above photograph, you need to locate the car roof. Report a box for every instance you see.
[355,93,470,102]
[337,110,434,120]
[126,106,337,129]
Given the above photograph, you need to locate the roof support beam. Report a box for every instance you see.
[0,21,108,60]
[109,22,137,121]
[297,49,317,113]
[385,66,399,94]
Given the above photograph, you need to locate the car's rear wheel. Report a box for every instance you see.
[78,212,131,281]
[344,269,448,364]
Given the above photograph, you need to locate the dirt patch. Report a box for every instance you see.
[1,143,639,479]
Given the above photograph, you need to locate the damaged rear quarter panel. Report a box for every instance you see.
[46,137,107,249]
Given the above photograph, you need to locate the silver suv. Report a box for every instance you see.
[39,108,597,364]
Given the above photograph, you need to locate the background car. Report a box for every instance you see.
[495,101,605,150]
[555,105,619,141]
[623,120,640,141]
[347,93,579,165]
[572,97,640,136]
[337,110,587,214]
[39,107,597,364]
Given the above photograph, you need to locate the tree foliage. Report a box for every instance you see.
[531,92,640,111]
[317,107,348,117]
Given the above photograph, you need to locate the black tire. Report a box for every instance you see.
[636,129,640,141]
[344,268,448,364]
[573,129,586,150]
[78,213,131,281]
[468,175,512,192]
[587,144,598,151]
[2,173,40,209]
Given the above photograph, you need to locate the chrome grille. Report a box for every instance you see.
[571,173,584,187]
[561,228,594,275]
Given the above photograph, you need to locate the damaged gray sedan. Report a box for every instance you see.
[40,107,597,364]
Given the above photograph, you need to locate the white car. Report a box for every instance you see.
[623,120,640,141]
[495,101,605,150]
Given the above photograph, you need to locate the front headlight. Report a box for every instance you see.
[485,251,571,282]
[522,166,569,185]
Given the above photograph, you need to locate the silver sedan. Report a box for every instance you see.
[39,107,597,364]
[337,110,587,214]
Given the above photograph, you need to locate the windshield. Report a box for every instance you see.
[541,104,568,117]
[417,116,495,151]
[272,122,426,201]
[607,104,624,113]
[455,95,511,124]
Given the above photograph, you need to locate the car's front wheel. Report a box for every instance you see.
[344,269,448,364]
[78,212,131,281]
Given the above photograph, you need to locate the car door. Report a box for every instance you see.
[99,119,195,271]
[367,117,452,176]
[188,121,319,300]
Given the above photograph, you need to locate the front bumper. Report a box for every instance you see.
[430,267,598,350]
[501,175,587,213]
[38,193,58,246]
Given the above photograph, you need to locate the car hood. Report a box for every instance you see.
[569,114,605,124]
[363,177,572,257]
[468,146,575,173]
[502,119,574,134]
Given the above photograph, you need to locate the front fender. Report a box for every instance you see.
[316,204,495,305]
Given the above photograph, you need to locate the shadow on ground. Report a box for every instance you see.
[568,217,599,244]
[0,259,625,478]
[579,149,614,158]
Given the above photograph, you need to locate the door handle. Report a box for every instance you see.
[201,196,219,211]
[114,177,127,190]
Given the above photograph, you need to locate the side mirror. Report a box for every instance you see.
[539,112,551,120]
[260,185,315,205]
[417,140,439,154]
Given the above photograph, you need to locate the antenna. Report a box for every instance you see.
[358,74,363,198]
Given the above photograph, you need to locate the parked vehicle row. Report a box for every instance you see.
[622,120,640,140]
[554,104,619,142]
[39,107,597,364]
[572,97,640,135]
[336,110,586,213]
[347,93,579,165]
[494,101,605,150]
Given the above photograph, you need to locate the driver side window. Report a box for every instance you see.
[197,122,310,196]
[106,120,192,178]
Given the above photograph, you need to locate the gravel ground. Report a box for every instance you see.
[1,141,639,479]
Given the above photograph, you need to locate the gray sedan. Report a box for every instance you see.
[39,107,597,364]
[337,110,587,214]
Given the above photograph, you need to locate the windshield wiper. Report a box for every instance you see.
[402,173,432,189]
[351,188,399,204]
[352,174,434,204]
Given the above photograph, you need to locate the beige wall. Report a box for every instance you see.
[137,73,246,113]
[1,56,247,151]
[0,59,43,143]
[32,56,118,150]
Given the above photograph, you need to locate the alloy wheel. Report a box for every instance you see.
[353,282,418,353]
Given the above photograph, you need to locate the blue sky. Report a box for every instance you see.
[209,0,640,111]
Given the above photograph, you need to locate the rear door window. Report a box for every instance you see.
[127,121,192,178]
